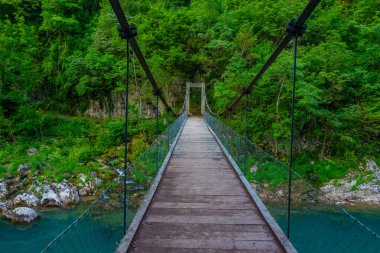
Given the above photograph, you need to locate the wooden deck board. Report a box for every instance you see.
[126,117,288,253]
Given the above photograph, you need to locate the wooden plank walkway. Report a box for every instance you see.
[121,117,293,253]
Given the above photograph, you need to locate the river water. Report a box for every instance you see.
[0,202,135,253]
[1,203,379,252]
[267,203,380,252]
[1,204,86,252]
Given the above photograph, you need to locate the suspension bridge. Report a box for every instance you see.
[117,116,294,252]
[41,0,380,252]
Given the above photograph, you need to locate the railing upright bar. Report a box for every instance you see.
[122,32,130,236]
[155,94,159,173]
[167,111,170,150]
[244,93,248,175]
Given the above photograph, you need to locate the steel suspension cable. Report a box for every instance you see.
[178,96,187,115]
[217,0,320,116]
[204,95,218,116]
[109,0,177,116]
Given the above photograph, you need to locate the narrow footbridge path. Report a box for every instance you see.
[118,117,294,253]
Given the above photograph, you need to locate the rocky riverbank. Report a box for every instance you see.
[321,160,380,205]
[0,177,98,223]
[252,160,380,207]
[0,148,122,223]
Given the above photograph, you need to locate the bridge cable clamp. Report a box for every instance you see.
[286,19,306,37]
[153,88,162,96]
[242,87,251,95]
[118,24,137,39]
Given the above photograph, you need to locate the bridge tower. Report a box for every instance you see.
[185,82,205,115]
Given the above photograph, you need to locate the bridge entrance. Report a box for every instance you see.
[185,82,205,115]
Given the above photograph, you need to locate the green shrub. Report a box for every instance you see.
[252,161,288,188]
[55,174,65,182]
[355,176,365,186]
[0,166,5,178]
[312,160,348,183]
[130,135,147,161]
[49,155,90,178]
[97,119,124,148]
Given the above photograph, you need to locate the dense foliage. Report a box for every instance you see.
[0,0,379,184]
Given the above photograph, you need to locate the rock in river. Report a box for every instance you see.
[51,183,80,206]
[59,188,79,206]
[13,193,39,207]
[3,207,39,223]
[78,186,91,196]
[41,189,61,207]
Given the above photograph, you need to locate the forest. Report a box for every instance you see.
[0,0,379,187]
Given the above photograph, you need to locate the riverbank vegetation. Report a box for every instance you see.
[0,104,169,183]
[0,0,379,189]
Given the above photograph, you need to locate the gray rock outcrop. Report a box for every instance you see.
[0,181,8,199]
[27,148,38,156]
[322,160,380,205]
[41,188,61,207]
[59,188,79,206]
[3,207,39,223]
[51,183,80,206]
[13,193,39,207]
[17,164,30,176]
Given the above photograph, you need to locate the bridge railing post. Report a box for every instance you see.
[155,91,160,173]
[166,108,170,152]
[243,92,248,176]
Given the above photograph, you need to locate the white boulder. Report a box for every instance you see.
[78,187,91,196]
[59,188,79,206]
[41,189,61,207]
[13,193,39,207]
[51,183,80,206]
[4,207,39,223]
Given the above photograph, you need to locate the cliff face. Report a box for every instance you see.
[83,92,157,119]
[84,92,125,118]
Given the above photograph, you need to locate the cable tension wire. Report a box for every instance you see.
[118,21,137,235]
[285,17,306,239]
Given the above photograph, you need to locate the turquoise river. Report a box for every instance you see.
[1,203,379,252]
